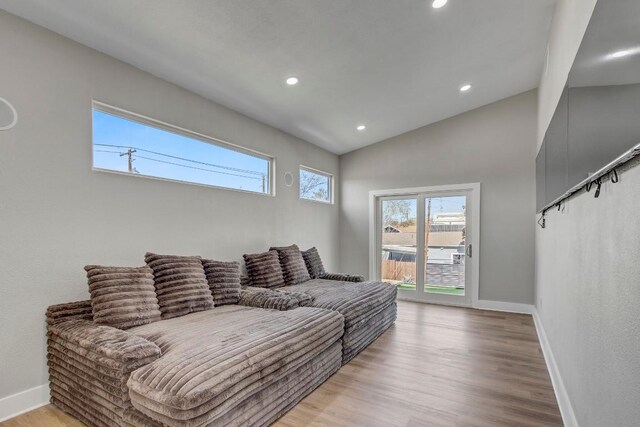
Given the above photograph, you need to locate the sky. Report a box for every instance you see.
[425,196,465,218]
[92,110,270,193]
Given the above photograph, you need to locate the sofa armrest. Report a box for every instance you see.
[46,300,94,325]
[47,319,161,425]
[320,273,366,283]
[239,286,300,311]
[48,319,161,371]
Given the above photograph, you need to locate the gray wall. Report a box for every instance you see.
[535,0,640,425]
[0,11,339,400]
[339,90,538,304]
[535,161,640,426]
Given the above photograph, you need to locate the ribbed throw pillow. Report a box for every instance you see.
[243,250,286,289]
[84,265,161,329]
[301,247,326,279]
[202,260,241,306]
[144,253,214,319]
[269,244,311,286]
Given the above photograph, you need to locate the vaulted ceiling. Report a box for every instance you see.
[0,0,556,154]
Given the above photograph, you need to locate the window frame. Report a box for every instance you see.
[298,165,334,204]
[91,101,275,196]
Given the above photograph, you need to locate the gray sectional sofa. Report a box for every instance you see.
[46,246,397,427]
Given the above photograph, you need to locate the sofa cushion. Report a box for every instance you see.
[279,279,397,329]
[301,247,326,279]
[144,253,214,319]
[270,244,311,286]
[201,260,241,306]
[243,250,286,289]
[127,305,344,426]
[84,265,161,329]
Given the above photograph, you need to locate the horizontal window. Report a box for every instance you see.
[92,103,272,195]
[299,166,332,203]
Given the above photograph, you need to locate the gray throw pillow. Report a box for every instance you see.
[144,252,214,319]
[84,265,161,329]
[301,247,326,279]
[243,250,286,289]
[270,244,311,286]
[202,259,241,306]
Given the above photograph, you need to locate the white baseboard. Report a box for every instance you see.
[0,384,49,423]
[532,308,579,427]
[474,299,534,314]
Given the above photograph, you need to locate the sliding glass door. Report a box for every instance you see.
[373,184,478,306]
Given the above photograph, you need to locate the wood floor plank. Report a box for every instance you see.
[1,301,562,426]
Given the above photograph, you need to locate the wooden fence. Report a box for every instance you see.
[382,260,416,282]
[382,259,465,286]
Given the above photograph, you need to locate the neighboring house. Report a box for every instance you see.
[382,211,466,264]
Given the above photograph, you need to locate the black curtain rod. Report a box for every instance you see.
[538,141,640,229]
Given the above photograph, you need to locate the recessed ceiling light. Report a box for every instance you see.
[286,76,299,85]
[460,84,472,92]
[356,125,367,131]
[611,50,631,59]
[432,0,448,9]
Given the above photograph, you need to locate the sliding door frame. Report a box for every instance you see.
[369,183,481,308]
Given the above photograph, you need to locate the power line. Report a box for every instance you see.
[133,154,262,180]
[94,143,264,176]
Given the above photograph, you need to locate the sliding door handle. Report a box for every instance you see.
[466,244,472,258]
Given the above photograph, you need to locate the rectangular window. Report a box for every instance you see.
[299,166,332,203]
[92,102,272,195]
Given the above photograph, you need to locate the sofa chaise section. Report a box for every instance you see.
[47,300,344,427]
[279,278,397,364]
[126,305,343,427]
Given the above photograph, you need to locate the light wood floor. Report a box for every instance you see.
[2,301,562,427]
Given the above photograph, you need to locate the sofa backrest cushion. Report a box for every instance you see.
[201,259,241,306]
[269,244,311,286]
[84,265,161,329]
[144,253,214,319]
[243,250,286,289]
[301,247,326,279]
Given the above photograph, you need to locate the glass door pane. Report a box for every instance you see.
[424,196,466,296]
[380,198,418,291]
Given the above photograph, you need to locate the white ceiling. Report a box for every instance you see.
[0,0,556,154]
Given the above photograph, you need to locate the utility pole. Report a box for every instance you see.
[261,174,266,193]
[120,149,137,173]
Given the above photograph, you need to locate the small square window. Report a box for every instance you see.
[299,166,332,203]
